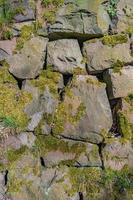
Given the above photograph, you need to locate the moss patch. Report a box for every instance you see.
[0,84,32,131]
[34,134,86,156]
[31,69,61,97]
[68,167,102,198]
[0,61,17,84]
[15,25,34,51]
[102,34,128,47]
[118,112,133,140]
[112,60,124,73]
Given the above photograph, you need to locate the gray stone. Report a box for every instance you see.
[103,66,133,99]
[103,139,133,170]
[117,0,133,33]
[42,138,101,167]
[0,38,17,61]
[27,112,43,131]
[18,132,36,148]
[47,39,85,74]
[52,75,112,144]
[83,38,132,74]
[48,0,111,40]
[9,37,48,79]
[11,0,35,22]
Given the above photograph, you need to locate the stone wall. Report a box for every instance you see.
[0,0,133,199]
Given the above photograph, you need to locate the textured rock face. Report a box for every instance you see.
[1,0,133,199]
[117,0,133,33]
[8,37,48,79]
[0,38,16,61]
[83,37,132,73]
[47,39,85,74]
[48,0,110,40]
[103,139,133,170]
[103,66,133,99]
[51,75,112,143]
[11,0,35,22]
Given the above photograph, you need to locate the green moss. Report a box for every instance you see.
[118,112,133,140]
[68,167,102,198]
[102,34,128,47]
[86,77,103,86]
[31,69,61,97]
[126,27,133,35]
[7,146,27,164]
[102,168,133,198]
[125,93,133,106]
[0,83,32,131]
[42,0,64,24]
[73,67,86,75]
[0,61,17,84]
[52,101,86,135]
[35,134,86,156]
[16,25,34,51]
[112,60,123,73]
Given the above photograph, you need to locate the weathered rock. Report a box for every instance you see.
[27,111,43,131]
[103,66,133,99]
[47,39,85,74]
[103,139,133,170]
[23,70,63,131]
[83,36,132,73]
[7,152,43,200]
[8,37,48,79]
[117,0,133,33]
[41,166,103,200]
[11,0,35,22]
[0,38,17,61]
[18,132,36,148]
[50,75,112,144]
[48,0,111,40]
[38,136,101,167]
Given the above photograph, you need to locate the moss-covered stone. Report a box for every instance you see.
[15,25,34,51]
[68,167,102,198]
[34,134,86,156]
[52,100,86,135]
[102,34,128,47]
[31,69,61,97]
[0,61,17,85]
[112,60,124,73]
[0,84,32,131]
[118,112,133,140]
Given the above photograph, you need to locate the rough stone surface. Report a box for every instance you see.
[117,0,133,33]
[103,139,133,170]
[47,39,85,74]
[42,140,101,167]
[48,0,111,39]
[103,66,133,99]
[52,75,112,144]
[83,38,132,73]
[11,0,35,22]
[8,37,48,79]
[0,38,16,61]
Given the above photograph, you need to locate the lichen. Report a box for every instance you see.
[102,34,128,47]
